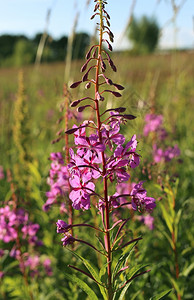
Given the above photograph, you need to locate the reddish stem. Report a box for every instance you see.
[94,1,113,299]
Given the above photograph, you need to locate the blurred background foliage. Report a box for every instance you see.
[0,32,90,67]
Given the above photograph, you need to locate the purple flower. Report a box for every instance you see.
[73,124,86,145]
[61,233,75,246]
[153,144,180,163]
[101,117,125,149]
[164,144,181,162]
[10,247,21,259]
[43,258,53,276]
[114,135,140,169]
[137,214,154,230]
[76,134,106,158]
[158,128,168,140]
[0,206,18,243]
[131,181,156,213]
[153,145,164,163]
[21,223,40,238]
[50,152,64,164]
[56,220,70,233]
[69,148,101,180]
[24,255,40,270]
[143,114,163,136]
[45,154,69,211]
[69,173,95,210]
[105,135,140,182]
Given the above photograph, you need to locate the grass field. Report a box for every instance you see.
[0,50,194,299]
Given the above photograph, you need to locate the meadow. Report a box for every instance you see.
[0,48,194,300]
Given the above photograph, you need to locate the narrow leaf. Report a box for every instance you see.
[113,242,137,279]
[63,272,98,300]
[160,203,173,233]
[180,262,194,277]
[150,289,172,300]
[68,250,100,283]
[119,264,149,289]
[68,265,97,283]
[118,281,132,300]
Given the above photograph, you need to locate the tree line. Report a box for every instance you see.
[0,15,160,67]
[0,32,90,67]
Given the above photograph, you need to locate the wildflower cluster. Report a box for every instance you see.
[0,203,52,278]
[144,113,180,163]
[52,0,156,298]
[44,152,69,212]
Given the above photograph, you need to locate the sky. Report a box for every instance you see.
[0,0,193,49]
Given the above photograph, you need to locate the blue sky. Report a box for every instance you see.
[0,0,193,49]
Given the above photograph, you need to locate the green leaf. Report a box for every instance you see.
[118,281,132,300]
[115,264,148,300]
[181,247,192,256]
[180,262,194,277]
[168,276,181,295]
[3,260,19,273]
[150,289,172,300]
[28,161,42,182]
[172,178,179,197]
[68,250,107,299]
[162,230,174,250]
[125,264,148,282]
[63,271,99,300]
[164,188,174,213]
[99,263,108,299]
[112,233,126,251]
[43,289,60,300]
[160,203,173,233]
[68,249,99,282]
[113,241,137,280]
[174,209,182,242]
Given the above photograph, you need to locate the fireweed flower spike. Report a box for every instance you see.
[56,1,156,299]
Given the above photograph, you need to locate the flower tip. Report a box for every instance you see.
[70,81,82,89]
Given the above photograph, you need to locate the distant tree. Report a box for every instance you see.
[127,15,160,54]
[50,36,68,61]
[0,31,90,67]
[32,33,43,45]
[13,39,35,66]
[0,34,28,66]
[72,33,90,59]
